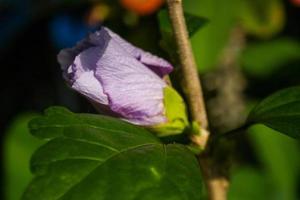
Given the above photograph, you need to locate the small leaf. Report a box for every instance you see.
[23,107,203,200]
[157,9,208,60]
[184,13,209,37]
[158,10,208,38]
[247,86,300,139]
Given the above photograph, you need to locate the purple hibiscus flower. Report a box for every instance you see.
[57,26,173,126]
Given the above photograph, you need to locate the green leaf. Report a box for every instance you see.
[241,39,300,78]
[247,86,300,139]
[185,13,208,37]
[4,114,43,200]
[158,10,208,38]
[23,107,203,200]
[157,9,208,60]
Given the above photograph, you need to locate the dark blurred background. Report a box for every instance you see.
[1,0,300,200]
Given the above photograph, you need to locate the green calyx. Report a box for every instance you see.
[150,86,189,137]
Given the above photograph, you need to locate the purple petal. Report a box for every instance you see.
[71,70,108,105]
[60,30,110,105]
[94,35,167,125]
[104,27,173,77]
[57,28,110,77]
[57,37,94,72]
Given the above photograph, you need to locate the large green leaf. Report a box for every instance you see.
[22,107,203,200]
[247,86,300,139]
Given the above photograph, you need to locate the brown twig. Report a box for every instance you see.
[166,0,209,148]
[166,0,229,199]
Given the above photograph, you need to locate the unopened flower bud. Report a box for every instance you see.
[58,26,188,136]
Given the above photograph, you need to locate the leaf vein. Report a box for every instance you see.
[56,143,159,200]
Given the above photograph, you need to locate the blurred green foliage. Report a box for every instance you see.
[229,125,300,200]
[183,0,239,72]
[238,0,285,38]
[4,114,43,200]
[181,0,286,72]
[228,167,271,200]
[249,125,300,200]
[241,39,300,78]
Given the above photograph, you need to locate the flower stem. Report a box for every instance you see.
[166,0,209,148]
[166,0,229,199]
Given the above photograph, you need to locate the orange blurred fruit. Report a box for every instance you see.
[120,0,164,15]
[291,0,300,6]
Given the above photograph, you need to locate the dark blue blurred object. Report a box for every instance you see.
[49,14,99,49]
[0,0,100,51]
